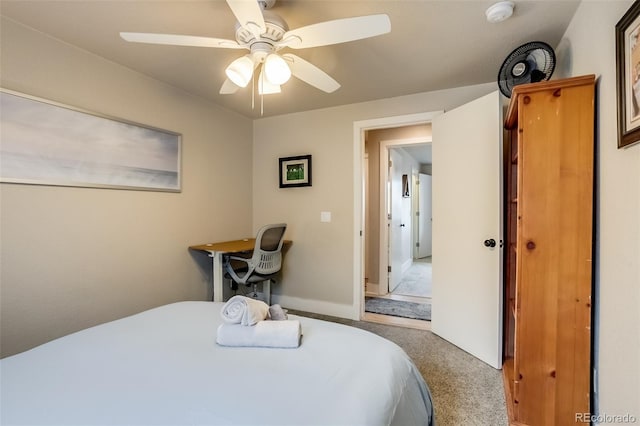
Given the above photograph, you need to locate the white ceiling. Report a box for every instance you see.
[1,0,580,120]
[402,144,432,165]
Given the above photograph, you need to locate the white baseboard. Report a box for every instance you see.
[272,294,358,320]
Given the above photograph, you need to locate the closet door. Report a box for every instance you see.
[432,90,503,369]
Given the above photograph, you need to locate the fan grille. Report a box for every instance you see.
[498,41,556,97]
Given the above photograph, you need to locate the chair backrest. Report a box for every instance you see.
[251,223,287,275]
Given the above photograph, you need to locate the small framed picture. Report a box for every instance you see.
[279,154,312,188]
[616,0,640,148]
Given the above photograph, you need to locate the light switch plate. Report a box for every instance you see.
[320,211,332,223]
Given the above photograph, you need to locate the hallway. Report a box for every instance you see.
[391,256,432,298]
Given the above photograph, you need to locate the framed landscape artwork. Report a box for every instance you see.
[0,88,181,191]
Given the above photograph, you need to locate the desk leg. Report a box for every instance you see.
[210,252,224,303]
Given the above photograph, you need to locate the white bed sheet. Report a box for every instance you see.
[1,301,435,425]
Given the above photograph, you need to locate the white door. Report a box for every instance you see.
[431,90,503,369]
[417,173,432,258]
[388,149,404,292]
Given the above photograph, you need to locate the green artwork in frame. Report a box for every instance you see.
[279,154,312,188]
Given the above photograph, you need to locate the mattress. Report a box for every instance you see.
[1,301,435,425]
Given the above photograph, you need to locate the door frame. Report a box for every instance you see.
[380,138,431,295]
[352,111,442,319]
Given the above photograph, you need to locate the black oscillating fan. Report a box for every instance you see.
[497,41,556,98]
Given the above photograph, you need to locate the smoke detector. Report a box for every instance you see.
[486,1,515,23]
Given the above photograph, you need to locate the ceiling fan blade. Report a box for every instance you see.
[120,32,244,49]
[282,54,340,93]
[220,78,240,94]
[281,14,390,49]
[226,0,266,39]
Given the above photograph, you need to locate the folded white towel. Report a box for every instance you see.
[216,320,302,348]
[220,295,269,326]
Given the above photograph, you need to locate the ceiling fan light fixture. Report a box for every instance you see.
[264,53,291,85]
[225,55,254,87]
[258,67,281,94]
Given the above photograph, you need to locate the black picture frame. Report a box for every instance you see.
[402,174,410,197]
[279,154,312,188]
[616,0,640,149]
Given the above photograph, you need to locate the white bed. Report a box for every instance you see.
[1,301,435,425]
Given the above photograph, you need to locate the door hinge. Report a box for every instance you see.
[416,211,420,216]
[416,242,420,247]
[388,266,392,273]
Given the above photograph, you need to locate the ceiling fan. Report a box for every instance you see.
[120,0,391,96]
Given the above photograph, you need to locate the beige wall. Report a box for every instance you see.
[252,83,494,316]
[0,18,254,357]
[556,0,640,419]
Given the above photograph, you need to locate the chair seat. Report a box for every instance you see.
[223,270,277,284]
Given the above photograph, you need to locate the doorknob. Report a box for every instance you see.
[484,238,496,248]
[400,224,406,227]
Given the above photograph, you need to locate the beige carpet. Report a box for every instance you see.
[289,309,508,426]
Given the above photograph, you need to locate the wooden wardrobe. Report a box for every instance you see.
[502,75,596,425]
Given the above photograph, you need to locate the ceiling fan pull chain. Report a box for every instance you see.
[260,69,265,116]
[251,71,255,110]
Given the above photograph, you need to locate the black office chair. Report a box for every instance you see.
[223,223,287,305]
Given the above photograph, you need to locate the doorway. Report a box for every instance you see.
[363,128,433,328]
[351,111,442,327]
[353,92,503,368]
[391,169,432,299]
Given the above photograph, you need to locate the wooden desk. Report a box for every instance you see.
[189,239,291,302]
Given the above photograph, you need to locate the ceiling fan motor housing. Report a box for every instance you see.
[235,11,288,48]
